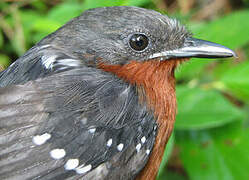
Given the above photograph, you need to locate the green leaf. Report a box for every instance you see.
[20,10,43,29]
[123,0,151,6]
[0,2,8,10]
[0,54,11,70]
[82,0,151,10]
[0,29,3,48]
[176,121,249,180]
[220,60,249,103]
[191,10,249,49]
[82,0,124,10]
[157,133,175,178]
[175,86,245,130]
[175,59,212,81]
[32,19,62,34]
[212,60,233,80]
[157,170,187,180]
[29,18,61,42]
[20,10,44,44]
[48,2,83,24]
[30,0,47,11]
[176,10,249,81]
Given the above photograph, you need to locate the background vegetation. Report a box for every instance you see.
[0,0,248,179]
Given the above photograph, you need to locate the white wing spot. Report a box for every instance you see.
[107,139,113,147]
[50,149,66,160]
[158,17,167,25]
[146,149,150,155]
[117,143,124,151]
[32,133,51,146]
[81,117,87,125]
[64,159,79,170]
[136,143,142,152]
[89,128,96,133]
[39,44,51,49]
[41,55,57,69]
[121,87,130,95]
[56,59,81,67]
[75,164,92,174]
[141,136,146,144]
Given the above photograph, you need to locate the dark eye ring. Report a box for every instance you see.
[129,34,149,51]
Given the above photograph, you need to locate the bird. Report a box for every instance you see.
[0,6,236,180]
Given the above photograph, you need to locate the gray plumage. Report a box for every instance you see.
[0,68,156,179]
[0,5,232,180]
[0,6,189,87]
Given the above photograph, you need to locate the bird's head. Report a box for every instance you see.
[39,6,236,124]
[40,6,236,68]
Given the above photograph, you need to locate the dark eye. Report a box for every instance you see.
[129,34,149,51]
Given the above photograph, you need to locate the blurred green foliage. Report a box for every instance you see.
[0,0,248,179]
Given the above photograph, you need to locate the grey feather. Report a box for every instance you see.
[0,68,157,179]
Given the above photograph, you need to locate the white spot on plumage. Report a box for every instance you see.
[117,143,124,151]
[146,149,150,155]
[64,159,79,170]
[81,117,87,125]
[154,125,157,130]
[75,164,92,174]
[39,44,51,49]
[121,87,130,95]
[41,55,57,69]
[107,139,112,147]
[89,128,96,133]
[32,133,51,146]
[50,149,66,159]
[136,143,142,152]
[141,136,146,144]
[56,59,81,67]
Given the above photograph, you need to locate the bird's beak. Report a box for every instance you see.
[149,37,237,60]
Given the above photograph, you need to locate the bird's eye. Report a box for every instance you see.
[129,34,149,51]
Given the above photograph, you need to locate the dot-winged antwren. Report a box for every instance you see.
[0,6,236,180]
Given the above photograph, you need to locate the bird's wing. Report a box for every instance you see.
[0,67,157,180]
[0,45,85,87]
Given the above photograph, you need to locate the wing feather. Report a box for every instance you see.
[0,68,157,180]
